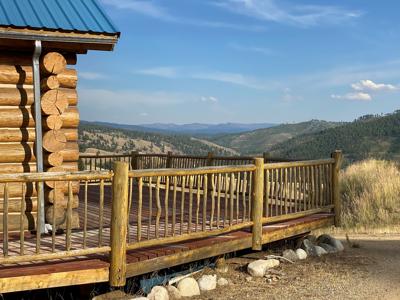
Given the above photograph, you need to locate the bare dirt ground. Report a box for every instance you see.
[191,234,400,300]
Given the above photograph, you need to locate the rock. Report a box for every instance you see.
[166,286,181,299]
[93,290,136,300]
[317,234,344,252]
[198,274,217,292]
[247,259,280,277]
[216,257,229,273]
[131,298,148,300]
[315,245,328,257]
[300,239,317,256]
[319,242,337,253]
[245,276,253,282]
[305,234,317,244]
[177,278,200,297]
[147,286,169,300]
[217,277,229,286]
[282,249,298,262]
[295,248,307,260]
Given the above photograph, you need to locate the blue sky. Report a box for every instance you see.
[77,0,400,124]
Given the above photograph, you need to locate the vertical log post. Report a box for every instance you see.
[131,151,139,170]
[109,161,129,287]
[207,152,214,191]
[166,151,173,168]
[252,158,264,250]
[331,150,343,227]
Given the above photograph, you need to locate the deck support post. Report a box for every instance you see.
[109,161,129,287]
[331,150,343,227]
[252,158,264,250]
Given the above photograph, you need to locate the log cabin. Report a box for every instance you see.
[0,0,119,233]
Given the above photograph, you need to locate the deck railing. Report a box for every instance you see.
[0,150,342,287]
[79,151,296,172]
[0,171,112,265]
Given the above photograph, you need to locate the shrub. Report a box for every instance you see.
[340,159,400,229]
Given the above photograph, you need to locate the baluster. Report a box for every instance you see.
[148,177,153,240]
[66,181,73,251]
[188,176,193,233]
[265,170,269,218]
[164,176,169,237]
[127,178,133,243]
[20,183,25,255]
[180,176,186,234]
[196,175,201,232]
[3,183,8,257]
[99,179,104,246]
[224,173,228,227]
[36,181,43,254]
[138,177,143,241]
[203,174,208,231]
[172,176,177,236]
[236,172,240,223]
[52,181,56,252]
[229,173,234,225]
[243,172,247,221]
[155,177,161,238]
[217,173,222,228]
[294,167,298,213]
[248,172,252,220]
[83,181,88,248]
[210,174,215,229]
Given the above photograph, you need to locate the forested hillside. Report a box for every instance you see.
[271,111,400,164]
[208,120,342,155]
[79,122,235,155]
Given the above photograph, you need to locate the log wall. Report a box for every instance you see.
[0,50,80,231]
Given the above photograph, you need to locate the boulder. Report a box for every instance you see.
[315,245,328,257]
[317,234,344,252]
[198,274,217,292]
[282,249,298,262]
[305,234,317,244]
[300,239,317,256]
[319,242,337,253]
[295,248,307,260]
[177,277,200,297]
[147,286,169,300]
[247,259,280,277]
[166,285,181,299]
[217,277,229,286]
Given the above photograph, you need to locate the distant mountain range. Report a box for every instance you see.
[80,110,400,165]
[85,121,277,136]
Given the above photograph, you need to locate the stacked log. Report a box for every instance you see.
[0,50,80,231]
[39,52,79,229]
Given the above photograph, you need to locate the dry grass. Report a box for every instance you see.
[340,159,400,229]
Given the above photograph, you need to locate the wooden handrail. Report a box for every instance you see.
[264,158,335,169]
[128,164,256,178]
[0,170,112,183]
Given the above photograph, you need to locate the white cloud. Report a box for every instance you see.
[80,72,107,80]
[229,43,273,55]
[351,79,397,92]
[282,88,302,102]
[102,0,267,31]
[214,0,363,27]
[139,112,149,117]
[135,67,178,79]
[331,92,372,101]
[191,71,273,90]
[200,96,219,103]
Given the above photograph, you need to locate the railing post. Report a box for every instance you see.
[131,151,139,170]
[166,151,173,168]
[252,158,264,250]
[109,161,129,287]
[331,150,343,227]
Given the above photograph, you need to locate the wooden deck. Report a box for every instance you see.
[0,184,334,293]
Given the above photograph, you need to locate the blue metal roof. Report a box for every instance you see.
[0,0,119,35]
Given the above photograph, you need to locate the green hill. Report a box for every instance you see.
[270,111,400,164]
[78,122,236,156]
[208,120,342,155]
